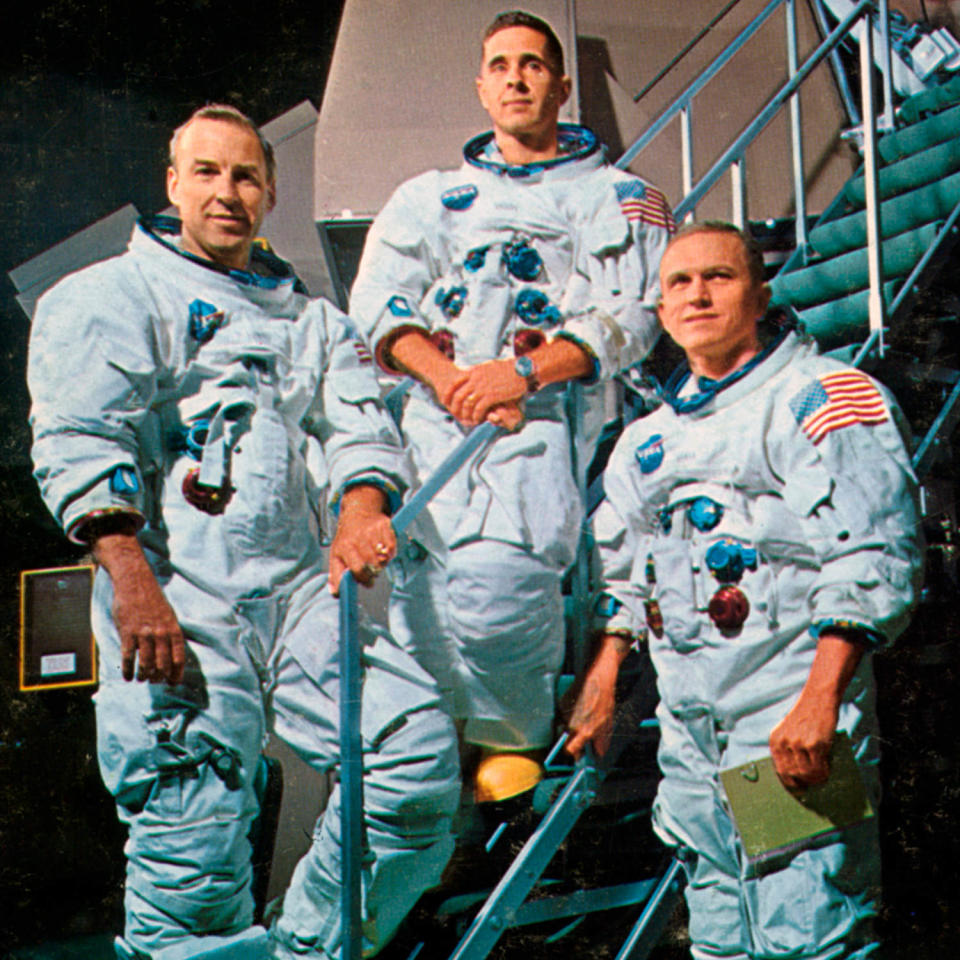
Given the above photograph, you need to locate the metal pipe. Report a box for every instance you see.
[731,158,747,227]
[878,0,895,130]
[681,106,694,222]
[673,0,873,220]
[339,570,363,960]
[859,13,887,358]
[787,0,809,249]
[616,0,787,170]
[810,0,861,126]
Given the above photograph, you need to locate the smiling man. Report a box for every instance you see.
[568,221,924,960]
[350,10,673,803]
[28,104,459,960]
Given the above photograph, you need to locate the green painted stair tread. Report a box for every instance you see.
[843,137,960,207]
[796,280,900,348]
[769,221,939,308]
[811,170,960,257]
[877,103,960,164]
[897,73,960,126]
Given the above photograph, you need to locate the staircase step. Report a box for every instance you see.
[843,137,960,208]
[769,221,939,309]
[796,281,900,348]
[811,170,960,257]
[877,103,960,164]
[897,73,960,125]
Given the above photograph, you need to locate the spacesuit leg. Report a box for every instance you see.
[268,574,459,960]
[94,572,268,958]
[653,703,881,959]
[445,540,565,751]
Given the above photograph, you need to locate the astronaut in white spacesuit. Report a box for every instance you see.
[28,105,459,960]
[350,10,673,800]
[567,222,924,959]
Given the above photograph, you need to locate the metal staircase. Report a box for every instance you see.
[336,5,960,960]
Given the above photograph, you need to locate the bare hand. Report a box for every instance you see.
[329,486,396,595]
[565,638,625,760]
[487,402,525,431]
[93,532,185,684]
[769,691,839,791]
[443,360,528,425]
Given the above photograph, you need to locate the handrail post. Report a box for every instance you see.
[859,10,887,359]
[786,0,808,250]
[339,570,363,960]
[877,0,895,130]
[730,158,747,228]
[680,104,694,223]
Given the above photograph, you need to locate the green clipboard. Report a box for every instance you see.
[720,733,874,865]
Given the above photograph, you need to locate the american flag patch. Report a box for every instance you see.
[614,181,676,233]
[789,371,888,444]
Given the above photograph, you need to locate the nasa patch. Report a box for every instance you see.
[441,184,479,211]
[635,434,665,474]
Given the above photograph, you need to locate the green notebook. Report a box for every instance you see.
[720,733,874,865]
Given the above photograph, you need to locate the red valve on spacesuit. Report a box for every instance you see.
[182,468,233,515]
[708,585,749,630]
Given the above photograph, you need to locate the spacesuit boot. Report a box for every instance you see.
[473,752,543,803]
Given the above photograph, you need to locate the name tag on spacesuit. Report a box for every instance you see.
[720,733,874,868]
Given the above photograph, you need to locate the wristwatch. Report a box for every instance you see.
[514,354,540,394]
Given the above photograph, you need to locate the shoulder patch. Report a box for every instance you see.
[789,370,888,444]
[187,299,225,343]
[441,184,479,211]
[615,180,676,234]
[635,433,665,474]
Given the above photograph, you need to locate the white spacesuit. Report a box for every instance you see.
[28,217,459,960]
[595,328,923,959]
[350,124,671,750]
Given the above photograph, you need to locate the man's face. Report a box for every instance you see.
[657,231,771,373]
[166,118,275,270]
[476,26,570,143]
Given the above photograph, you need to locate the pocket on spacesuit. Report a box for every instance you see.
[641,539,701,647]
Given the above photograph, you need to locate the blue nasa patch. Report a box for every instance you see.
[635,434,664,474]
[187,299,225,343]
[441,184,479,211]
[387,295,414,317]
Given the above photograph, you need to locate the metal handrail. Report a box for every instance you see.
[338,420,502,960]
[669,0,875,220]
[617,0,896,364]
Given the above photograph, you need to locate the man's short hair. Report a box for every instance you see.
[481,10,565,76]
[666,220,766,288]
[169,104,276,183]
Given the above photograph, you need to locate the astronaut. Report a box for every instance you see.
[567,222,923,959]
[28,105,459,960]
[349,10,673,800]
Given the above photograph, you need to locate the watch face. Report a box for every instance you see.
[515,356,534,376]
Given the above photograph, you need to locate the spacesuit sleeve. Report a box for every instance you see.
[28,265,160,543]
[349,180,438,372]
[593,438,654,641]
[774,371,924,648]
[311,303,410,513]
[556,179,672,379]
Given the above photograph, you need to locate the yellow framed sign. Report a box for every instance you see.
[19,565,97,692]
